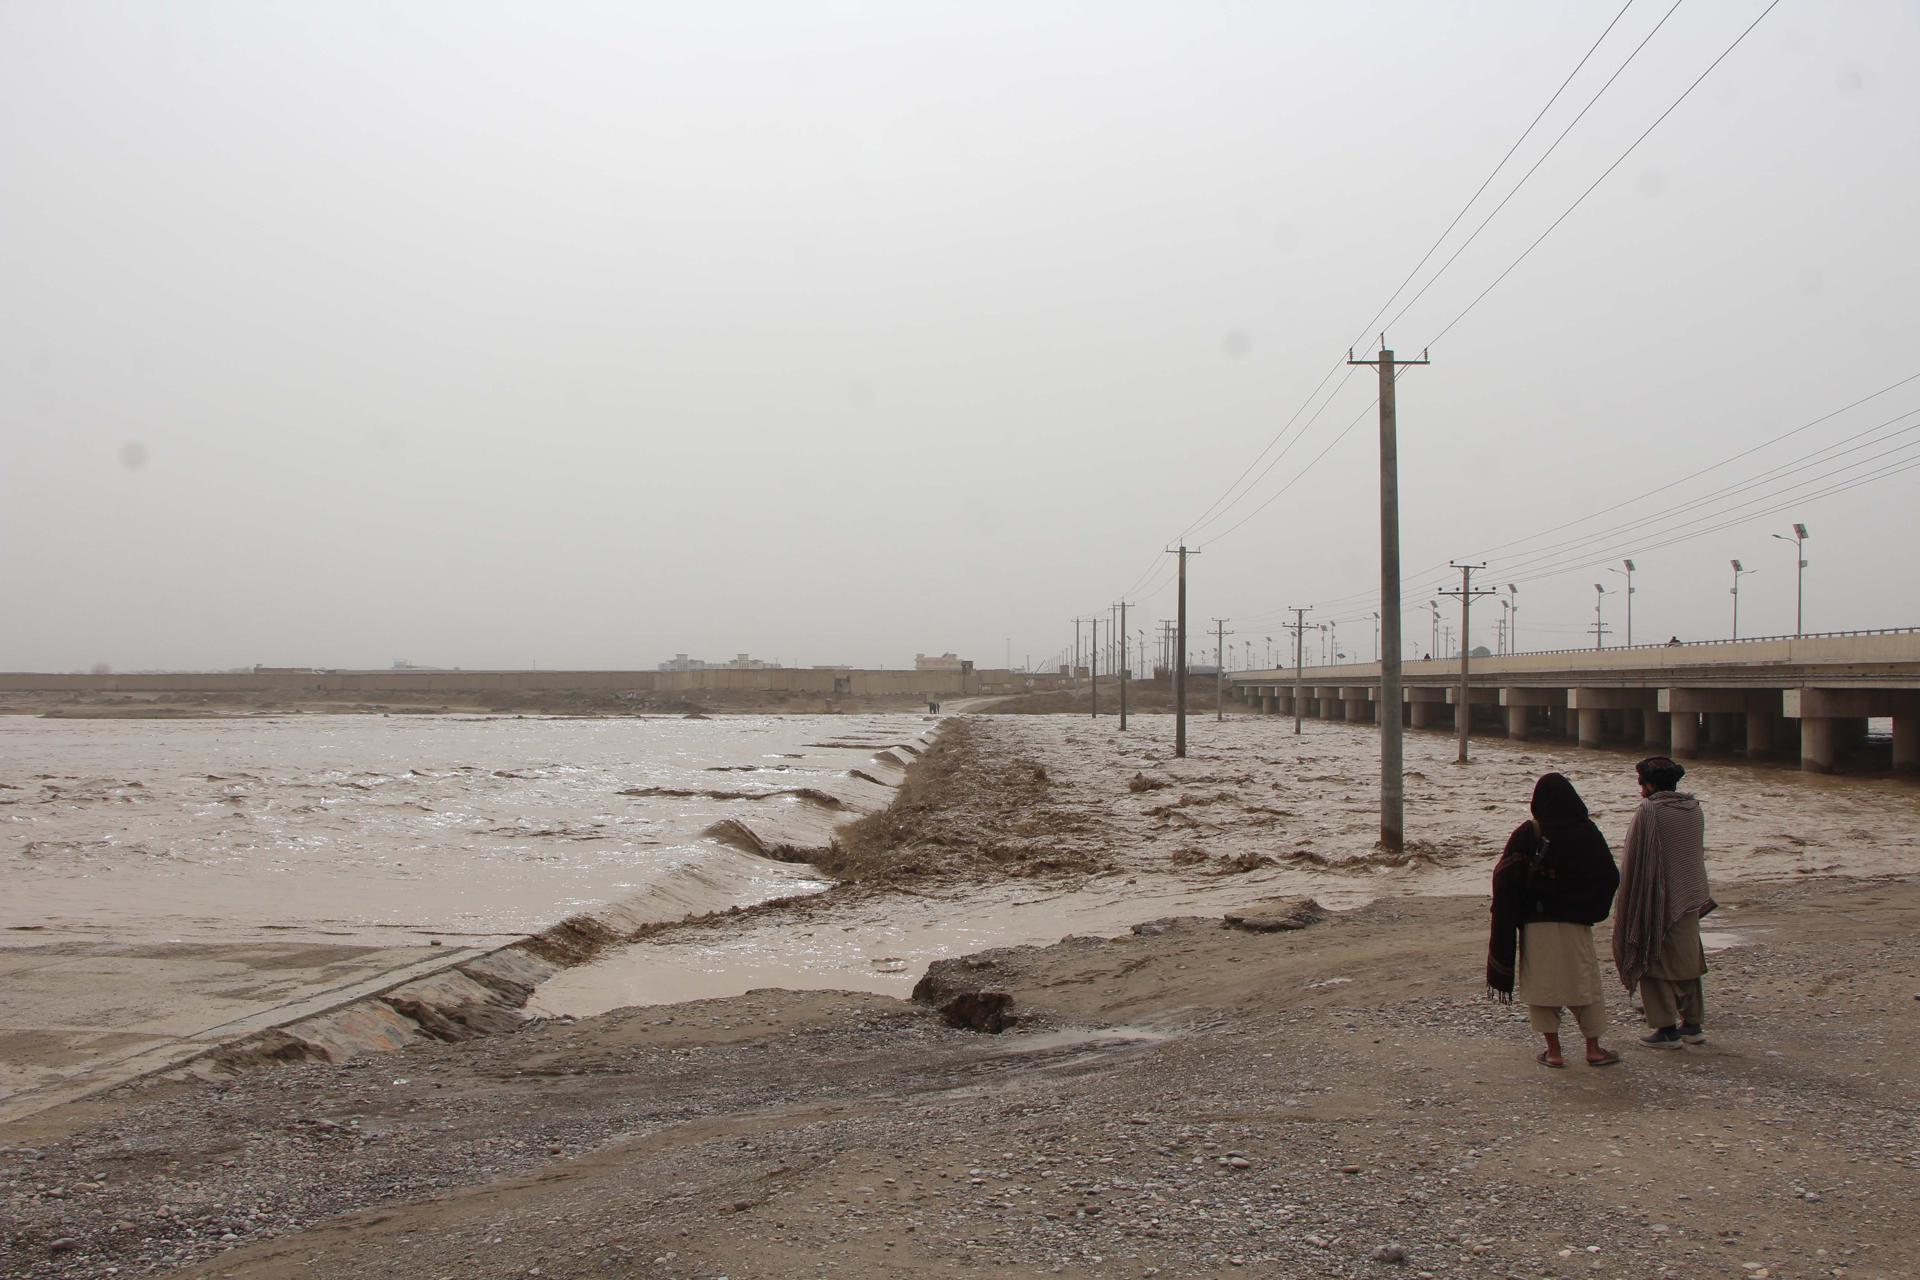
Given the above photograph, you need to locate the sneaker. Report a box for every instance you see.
[1678,1023,1707,1045]
[1638,1027,1685,1049]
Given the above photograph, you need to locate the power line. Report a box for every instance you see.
[1281,370,1920,622]
[1486,409,1920,578]
[1146,2,1651,562]
[1495,436,1920,584]
[1382,0,1686,338]
[1461,369,1920,564]
[1421,0,1785,351]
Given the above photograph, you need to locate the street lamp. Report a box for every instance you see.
[1499,598,1511,654]
[1771,523,1809,636]
[1428,600,1440,659]
[1593,583,1612,650]
[1372,611,1380,663]
[1730,559,1758,639]
[1506,584,1519,654]
[1608,559,1637,646]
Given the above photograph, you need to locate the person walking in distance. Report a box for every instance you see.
[1487,773,1623,1068]
[1613,756,1713,1049]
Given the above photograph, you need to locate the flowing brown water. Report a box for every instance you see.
[1,714,932,947]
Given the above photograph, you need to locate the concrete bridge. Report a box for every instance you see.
[1225,630,1920,774]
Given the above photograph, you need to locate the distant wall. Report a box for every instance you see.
[0,667,1060,698]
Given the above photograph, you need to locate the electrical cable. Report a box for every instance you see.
[1382,0,1686,338]
[1420,0,1784,351]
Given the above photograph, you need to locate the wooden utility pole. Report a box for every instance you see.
[1439,561,1496,764]
[1089,619,1099,719]
[1213,618,1230,722]
[1284,607,1310,735]
[1172,545,1198,757]
[1349,341,1429,853]
[1118,601,1130,731]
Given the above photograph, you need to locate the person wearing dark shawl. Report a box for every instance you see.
[1487,772,1622,1068]
[1612,756,1713,1049]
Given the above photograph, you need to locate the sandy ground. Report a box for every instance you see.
[2,711,1916,1279]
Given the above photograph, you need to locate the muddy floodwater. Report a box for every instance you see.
[0,714,933,947]
[533,712,1920,1015]
[4,709,1914,1115]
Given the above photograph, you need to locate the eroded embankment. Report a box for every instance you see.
[815,717,1109,884]
[201,731,942,1075]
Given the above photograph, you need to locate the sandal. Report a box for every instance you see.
[1536,1050,1566,1069]
[1586,1050,1622,1067]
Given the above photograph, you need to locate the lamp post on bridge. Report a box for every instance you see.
[1608,560,1636,646]
[1591,583,1612,650]
[1772,523,1808,636]
[1372,612,1380,663]
[1730,560,1758,639]
[1506,584,1519,654]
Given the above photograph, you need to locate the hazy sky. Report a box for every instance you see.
[4,1,1916,672]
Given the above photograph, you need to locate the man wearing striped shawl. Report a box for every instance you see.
[1612,756,1715,1049]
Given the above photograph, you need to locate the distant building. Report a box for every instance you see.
[657,652,783,672]
[915,652,967,672]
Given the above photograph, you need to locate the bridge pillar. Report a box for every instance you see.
[1661,689,1769,758]
[1577,707,1605,749]
[1706,712,1738,748]
[1746,708,1777,756]
[1406,686,1446,729]
[1800,715,1836,774]
[1784,689,1895,773]
[1642,710,1669,749]
[1499,687,1563,741]
[1894,713,1919,770]
[1261,693,1276,715]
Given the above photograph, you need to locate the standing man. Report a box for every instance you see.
[1612,757,1713,1048]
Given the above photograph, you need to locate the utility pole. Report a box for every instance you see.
[1212,618,1230,723]
[1172,545,1198,757]
[1350,341,1428,854]
[1506,584,1519,654]
[1609,560,1637,646]
[1108,604,1118,679]
[1073,618,1083,690]
[1439,562,1496,764]
[1591,583,1613,650]
[1089,619,1099,718]
[1773,523,1809,636]
[1284,607,1311,735]
[1118,601,1130,731]
[1730,560,1756,639]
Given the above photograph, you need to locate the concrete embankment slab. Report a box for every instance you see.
[0,942,487,1125]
